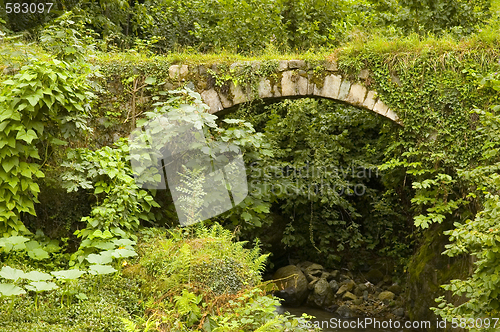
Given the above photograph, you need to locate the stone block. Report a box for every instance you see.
[325,61,338,71]
[281,71,297,96]
[197,65,207,76]
[338,80,351,101]
[169,64,189,80]
[201,89,222,114]
[288,60,306,69]
[297,76,308,95]
[346,83,367,106]
[278,60,288,71]
[308,81,317,95]
[230,82,247,104]
[385,109,399,122]
[318,74,342,99]
[373,99,389,116]
[358,69,370,79]
[180,65,189,77]
[251,61,261,71]
[258,78,272,98]
[273,84,281,97]
[362,90,378,110]
[169,65,180,79]
[218,91,233,108]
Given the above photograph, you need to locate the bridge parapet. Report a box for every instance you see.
[166,60,399,124]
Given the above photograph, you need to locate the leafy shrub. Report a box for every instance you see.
[0,50,93,238]
[61,139,160,266]
[0,273,144,332]
[126,224,313,331]
[136,223,266,294]
[433,72,500,330]
[40,11,96,63]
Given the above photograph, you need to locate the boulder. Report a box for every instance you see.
[314,278,330,297]
[336,279,356,295]
[329,270,340,279]
[296,261,315,272]
[329,280,339,293]
[378,291,395,301]
[336,305,355,318]
[307,278,332,308]
[307,279,319,290]
[357,283,368,291]
[343,291,357,301]
[304,263,324,277]
[320,272,331,280]
[364,269,384,284]
[388,284,402,295]
[273,265,309,306]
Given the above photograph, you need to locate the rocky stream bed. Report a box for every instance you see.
[272,261,407,322]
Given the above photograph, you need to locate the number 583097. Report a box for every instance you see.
[5,2,53,14]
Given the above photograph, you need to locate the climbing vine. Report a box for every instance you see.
[0,57,93,237]
[432,72,500,328]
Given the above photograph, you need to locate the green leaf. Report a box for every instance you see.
[25,281,58,292]
[144,76,156,85]
[89,264,117,275]
[16,129,38,144]
[111,248,137,258]
[2,156,19,173]
[241,211,252,221]
[0,266,25,281]
[51,269,86,280]
[86,253,112,265]
[27,248,50,260]
[48,137,67,146]
[0,283,26,296]
[24,271,52,281]
[0,236,29,247]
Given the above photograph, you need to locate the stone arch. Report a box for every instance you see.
[167,60,400,124]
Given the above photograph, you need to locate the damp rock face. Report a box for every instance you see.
[273,265,309,306]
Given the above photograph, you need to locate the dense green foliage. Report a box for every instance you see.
[122,225,315,331]
[432,73,500,329]
[2,1,500,330]
[2,0,494,53]
[225,99,410,267]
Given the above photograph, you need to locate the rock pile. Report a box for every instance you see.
[273,261,406,320]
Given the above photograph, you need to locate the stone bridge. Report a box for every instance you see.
[166,59,400,124]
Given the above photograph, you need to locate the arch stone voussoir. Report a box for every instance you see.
[166,60,401,124]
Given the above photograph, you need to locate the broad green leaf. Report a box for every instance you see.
[144,76,156,85]
[0,236,29,247]
[112,239,136,247]
[51,269,86,280]
[16,129,38,144]
[89,264,117,275]
[27,248,50,260]
[86,253,112,265]
[111,248,137,258]
[25,281,58,292]
[24,271,52,281]
[0,266,25,281]
[0,283,26,296]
